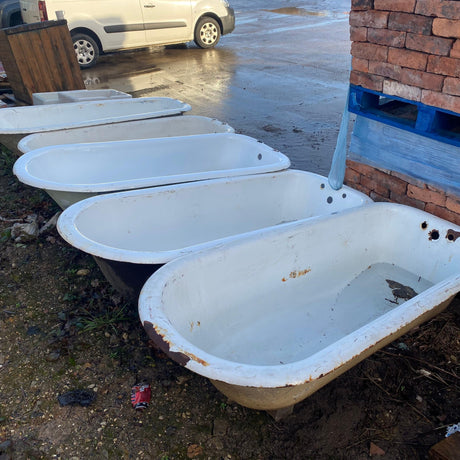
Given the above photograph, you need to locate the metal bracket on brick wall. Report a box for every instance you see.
[348,85,460,148]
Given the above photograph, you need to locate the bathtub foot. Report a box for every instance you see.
[267,404,294,421]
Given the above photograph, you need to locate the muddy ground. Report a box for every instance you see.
[0,145,459,460]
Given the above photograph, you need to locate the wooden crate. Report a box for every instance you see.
[0,20,85,104]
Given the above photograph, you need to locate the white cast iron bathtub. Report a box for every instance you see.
[0,97,191,154]
[138,203,460,414]
[13,133,290,209]
[57,170,372,300]
[17,116,234,154]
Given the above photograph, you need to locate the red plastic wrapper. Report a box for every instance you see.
[131,383,151,410]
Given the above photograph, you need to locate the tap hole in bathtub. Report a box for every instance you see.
[429,229,439,240]
[446,229,460,242]
[342,193,347,199]
[327,196,333,204]
[257,153,262,160]
[320,183,325,189]
[421,221,428,230]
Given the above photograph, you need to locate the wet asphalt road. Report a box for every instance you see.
[82,0,351,175]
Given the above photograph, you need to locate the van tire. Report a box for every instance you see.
[194,17,220,48]
[72,33,99,68]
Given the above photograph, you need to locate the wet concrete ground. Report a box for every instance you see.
[82,0,351,175]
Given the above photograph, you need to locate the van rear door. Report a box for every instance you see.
[142,0,192,44]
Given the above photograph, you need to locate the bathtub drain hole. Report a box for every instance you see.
[342,193,347,198]
[327,196,333,204]
[257,153,262,160]
[421,221,428,230]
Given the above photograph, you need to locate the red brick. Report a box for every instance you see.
[421,89,460,113]
[350,71,385,91]
[407,184,447,206]
[346,159,380,177]
[368,27,406,47]
[375,0,415,12]
[345,182,371,196]
[390,191,426,209]
[433,18,460,39]
[443,77,460,96]
[351,0,375,10]
[369,168,408,195]
[388,12,433,34]
[388,47,427,70]
[451,40,460,58]
[425,203,460,225]
[369,61,402,79]
[427,55,460,77]
[446,195,460,214]
[350,26,368,42]
[400,68,444,91]
[406,33,453,55]
[351,42,389,61]
[361,175,391,197]
[383,80,422,101]
[370,191,392,202]
[390,170,428,188]
[352,57,369,72]
[349,10,389,28]
[415,0,460,20]
[344,166,361,184]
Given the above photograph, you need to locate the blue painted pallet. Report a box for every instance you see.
[348,84,460,147]
[350,115,460,195]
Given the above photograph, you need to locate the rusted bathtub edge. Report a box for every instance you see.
[143,320,209,367]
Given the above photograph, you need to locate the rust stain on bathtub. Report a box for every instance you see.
[144,321,208,367]
[446,229,460,242]
[282,268,311,282]
[143,321,190,366]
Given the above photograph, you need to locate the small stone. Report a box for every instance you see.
[187,444,203,459]
[369,442,386,456]
[46,351,60,362]
[11,221,39,242]
[76,269,90,276]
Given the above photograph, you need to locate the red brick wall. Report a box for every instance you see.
[350,0,460,113]
[345,159,460,225]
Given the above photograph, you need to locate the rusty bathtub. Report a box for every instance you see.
[56,170,372,301]
[138,203,460,415]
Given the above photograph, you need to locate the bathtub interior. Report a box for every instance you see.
[63,171,371,257]
[18,116,234,153]
[145,204,460,370]
[18,134,287,188]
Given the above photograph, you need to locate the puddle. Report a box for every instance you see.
[265,7,327,17]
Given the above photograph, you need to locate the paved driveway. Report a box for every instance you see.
[82,0,351,175]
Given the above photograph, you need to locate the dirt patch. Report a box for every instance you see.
[0,146,459,459]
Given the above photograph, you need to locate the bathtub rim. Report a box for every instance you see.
[56,169,373,264]
[0,97,191,134]
[13,133,290,193]
[138,202,460,389]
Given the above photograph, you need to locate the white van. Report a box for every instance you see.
[19,0,235,68]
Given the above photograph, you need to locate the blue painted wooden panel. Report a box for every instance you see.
[349,116,460,194]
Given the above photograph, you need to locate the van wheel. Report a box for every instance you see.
[72,33,99,68]
[194,17,221,48]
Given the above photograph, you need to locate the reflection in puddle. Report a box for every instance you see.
[265,7,327,17]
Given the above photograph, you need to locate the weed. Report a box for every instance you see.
[80,305,129,333]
